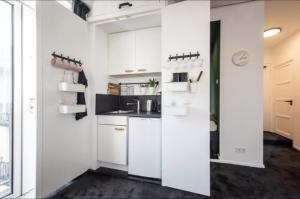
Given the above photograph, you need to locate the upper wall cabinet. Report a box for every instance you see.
[108,31,135,75]
[88,1,165,23]
[108,27,161,76]
[135,27,161,73]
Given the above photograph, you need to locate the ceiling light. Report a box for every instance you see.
[264,28,281,38]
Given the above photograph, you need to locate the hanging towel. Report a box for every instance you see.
[76,70,88,120]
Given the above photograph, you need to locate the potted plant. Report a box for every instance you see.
[148,78,158,95]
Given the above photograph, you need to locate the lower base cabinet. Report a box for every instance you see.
[98,124,127,165]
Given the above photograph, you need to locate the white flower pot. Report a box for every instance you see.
[140,87,147,95]
[148,87,156,95]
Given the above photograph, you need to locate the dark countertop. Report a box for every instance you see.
[98,112,161,118]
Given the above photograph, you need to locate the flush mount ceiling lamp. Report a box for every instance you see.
[264,28,281,38]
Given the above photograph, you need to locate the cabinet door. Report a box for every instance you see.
[98,125,127,165]
[128,118,161,178]
[131,1,161,8]
[135,27,161,73]
[90,1,120,16]
[108,31,135,75]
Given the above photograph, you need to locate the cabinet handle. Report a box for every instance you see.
[119,2,133,9]
[138,68,147,72]
[115,128,125,132]
[125,69,134,73]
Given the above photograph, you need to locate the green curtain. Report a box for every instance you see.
[210,21,220,124]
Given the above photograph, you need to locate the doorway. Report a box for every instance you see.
[264,1,300,149]
[210,20,220,159]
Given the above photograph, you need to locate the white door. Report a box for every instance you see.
[108,31,135,75]
[22,4,37,195]
[135,27,161,73]
[0,1,22,198]
[272,60,294,139]
[128,118,161,178]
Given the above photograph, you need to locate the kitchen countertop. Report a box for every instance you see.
[98,112,161,118]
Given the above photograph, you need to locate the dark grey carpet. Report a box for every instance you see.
[264,131,293,147]
[49,133,300,199]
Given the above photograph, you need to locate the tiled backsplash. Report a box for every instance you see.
[96,94,161,114]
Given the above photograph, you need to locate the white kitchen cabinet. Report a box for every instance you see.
[108,27,161,75]
[88,1,164,23]
[89,1,121,17]
[135,27,161,73]
[98,124,127,165]
[108,31,135,75]
[128,118,161,178]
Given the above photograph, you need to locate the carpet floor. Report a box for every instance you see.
[49,132,300,199]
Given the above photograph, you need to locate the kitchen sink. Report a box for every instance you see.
[107,110,135,114]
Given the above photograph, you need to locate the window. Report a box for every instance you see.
[0,0,13,197]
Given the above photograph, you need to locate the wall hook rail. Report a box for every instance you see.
[52,52,82,66]
[168,51,200,61]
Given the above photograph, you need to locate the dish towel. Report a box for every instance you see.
[76,70,88,120]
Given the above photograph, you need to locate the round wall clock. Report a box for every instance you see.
[232,50,249,67]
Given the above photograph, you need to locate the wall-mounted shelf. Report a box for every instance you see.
[58,82,86,92]
[164,106,188,116]
[163,82,189,92]
[59,105,86,114]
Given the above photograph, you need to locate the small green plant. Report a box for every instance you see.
[149,78,157,87]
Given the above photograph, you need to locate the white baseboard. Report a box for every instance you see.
[210,159,265,168]
[99,161,128,171]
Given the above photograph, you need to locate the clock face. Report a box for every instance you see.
[232,50,249,67]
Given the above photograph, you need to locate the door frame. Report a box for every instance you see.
[2,0,22,198]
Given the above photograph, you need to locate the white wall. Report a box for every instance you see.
[36,1,91,197]
[270,30,300,150]
[211,1,264,167]
[89,25,110,170]
[162,1,210,195]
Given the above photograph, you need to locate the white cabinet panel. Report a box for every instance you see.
[97,115,127,125]
[108,28,161,75]
[135,27,161,73]
[98,125,127,165]
[128,118,161,178]
[88,1,164,23]
[108,31,135,75]
[90,1,120,16]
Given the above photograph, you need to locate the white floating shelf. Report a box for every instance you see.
[58,82,85,92]
[163,82,189,92]
[164,106,188,116]
[59,105,86,114]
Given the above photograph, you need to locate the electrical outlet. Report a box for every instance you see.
[235,147,246,153]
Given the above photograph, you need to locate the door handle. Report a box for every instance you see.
[284,100,293,106]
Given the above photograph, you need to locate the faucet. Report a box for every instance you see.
[126,99,140,113]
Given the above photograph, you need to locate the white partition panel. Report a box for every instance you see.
[161,1,210,196]
[36,1,91,197]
